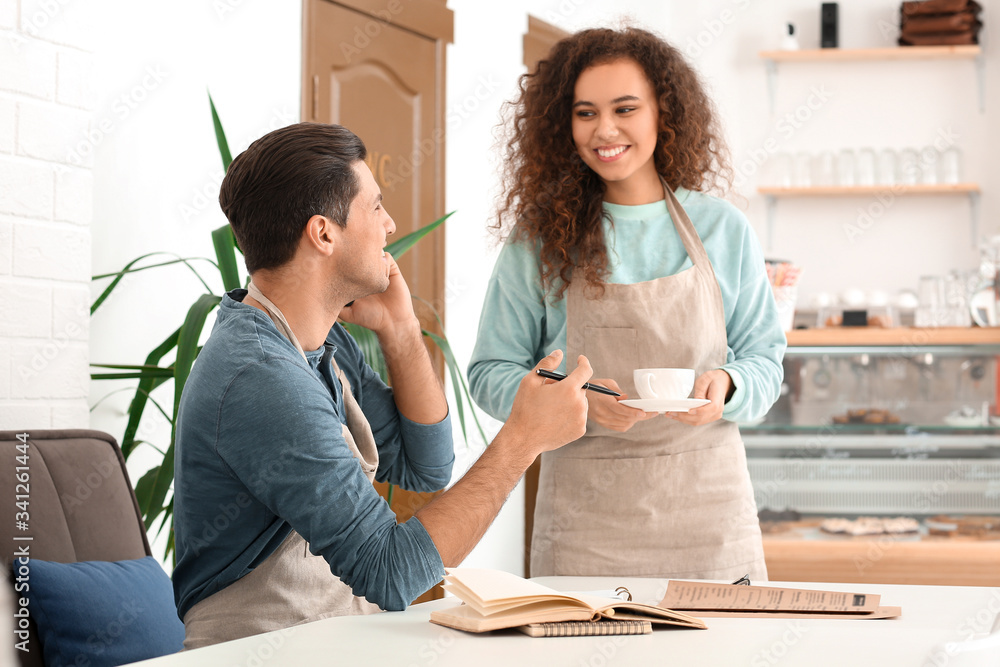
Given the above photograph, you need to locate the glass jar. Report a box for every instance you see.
[899,148,920,185]
[919,146,938,185]
[940,147,962,184]
[793,151,812,187]
[856,148,876,186]
[876,148,897,185]
[812,151,835,187]
[836,148,855,186]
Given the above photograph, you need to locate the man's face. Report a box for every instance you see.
[335,161,396,298]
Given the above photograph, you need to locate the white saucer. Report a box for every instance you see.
[619,398,710,413]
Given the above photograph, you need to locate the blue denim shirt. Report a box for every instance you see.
[172,290,453,619]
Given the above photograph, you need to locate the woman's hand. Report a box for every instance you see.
[665,369,733,426]
[586,378,657,432]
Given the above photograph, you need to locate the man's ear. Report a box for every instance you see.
[302,214,338,257]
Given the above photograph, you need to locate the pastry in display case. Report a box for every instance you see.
[741,329,1000,586]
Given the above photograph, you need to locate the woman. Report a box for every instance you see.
[468,27,786,579]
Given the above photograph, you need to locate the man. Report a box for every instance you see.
[171,122,593,649]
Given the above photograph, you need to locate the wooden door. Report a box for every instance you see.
[303,0,452,601]
[303,0,450,364]
[521,15,569,578]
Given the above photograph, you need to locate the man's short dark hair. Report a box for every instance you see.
[219,122,367,273]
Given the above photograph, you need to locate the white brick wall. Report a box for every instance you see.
[0,157,55,218]
[0,36,57,101]
[0,280,51,338]
[54,165,92,225]
[0,218,11,275]
[0,3,93,430]
[0,99,14,154]
[0,341,8,399]
[17,100,90,164]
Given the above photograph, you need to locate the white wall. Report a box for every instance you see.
[0,0,94,429]
[444,0,999,574]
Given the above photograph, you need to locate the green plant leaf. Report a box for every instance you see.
[92,256,218,282]
[132,465,160,527]
[173,294,221,415]
[141,440,173,532]
[422,329,487,446]
[131,439,166,457]
[385,212,452,259]
[342,323,387,382]
[212,225,241,291]
[90,363,175,372]
[209,92,233,173]
[120,328,181,458]
[92,254,218,315]
[91,373,167,380]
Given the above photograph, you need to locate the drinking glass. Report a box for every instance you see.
[899,149,920,185]
[919,146,938,185]
[793,151,812,187]
[836,149,855,186]
[856,148,876,186]
[916,275,946,327]
[876,148,897,185]
[944,272,971,327]
[940,147,961,184]
[812,151,835,186]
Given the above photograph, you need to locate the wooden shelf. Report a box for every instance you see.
[787,327,1000,347]
[759,45,981,62]
[759,183,980,197]
[764,536,1000,587]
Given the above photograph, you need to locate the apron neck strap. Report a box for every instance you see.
[246,281,308,362]
[660,178,710,268]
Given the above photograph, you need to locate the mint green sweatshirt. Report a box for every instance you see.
[468,188,786,423]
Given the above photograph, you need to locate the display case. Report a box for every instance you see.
[742,327,1000,586]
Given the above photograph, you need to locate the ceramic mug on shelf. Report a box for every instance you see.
[633,368,695,401]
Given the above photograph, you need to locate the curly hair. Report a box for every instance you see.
[494,26,732,299]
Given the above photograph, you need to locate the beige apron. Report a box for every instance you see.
[530,184,767,581]
[182,284,382,650]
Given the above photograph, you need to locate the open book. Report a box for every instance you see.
[429,568,707,633]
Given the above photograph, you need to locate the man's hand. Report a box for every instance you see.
[666,369,733,426]
[338,251,416,337]
[586,378,657,432]
[503,350,592,459]
[417,349,591,566]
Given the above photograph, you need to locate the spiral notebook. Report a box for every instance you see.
[518,620,652,637]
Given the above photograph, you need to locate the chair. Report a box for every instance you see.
[0,430,151,667]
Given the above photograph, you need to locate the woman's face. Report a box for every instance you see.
[571,58,660,196]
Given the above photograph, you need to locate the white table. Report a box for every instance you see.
[131,577,1000,667]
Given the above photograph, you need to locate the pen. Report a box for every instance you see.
[535,368,621,397]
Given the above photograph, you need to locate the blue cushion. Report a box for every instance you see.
[24,556,185,667]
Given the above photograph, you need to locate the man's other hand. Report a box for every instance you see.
[339,251,417,336]
[504,350,592,458]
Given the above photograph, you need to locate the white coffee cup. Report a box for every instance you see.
[633,368,695,400]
